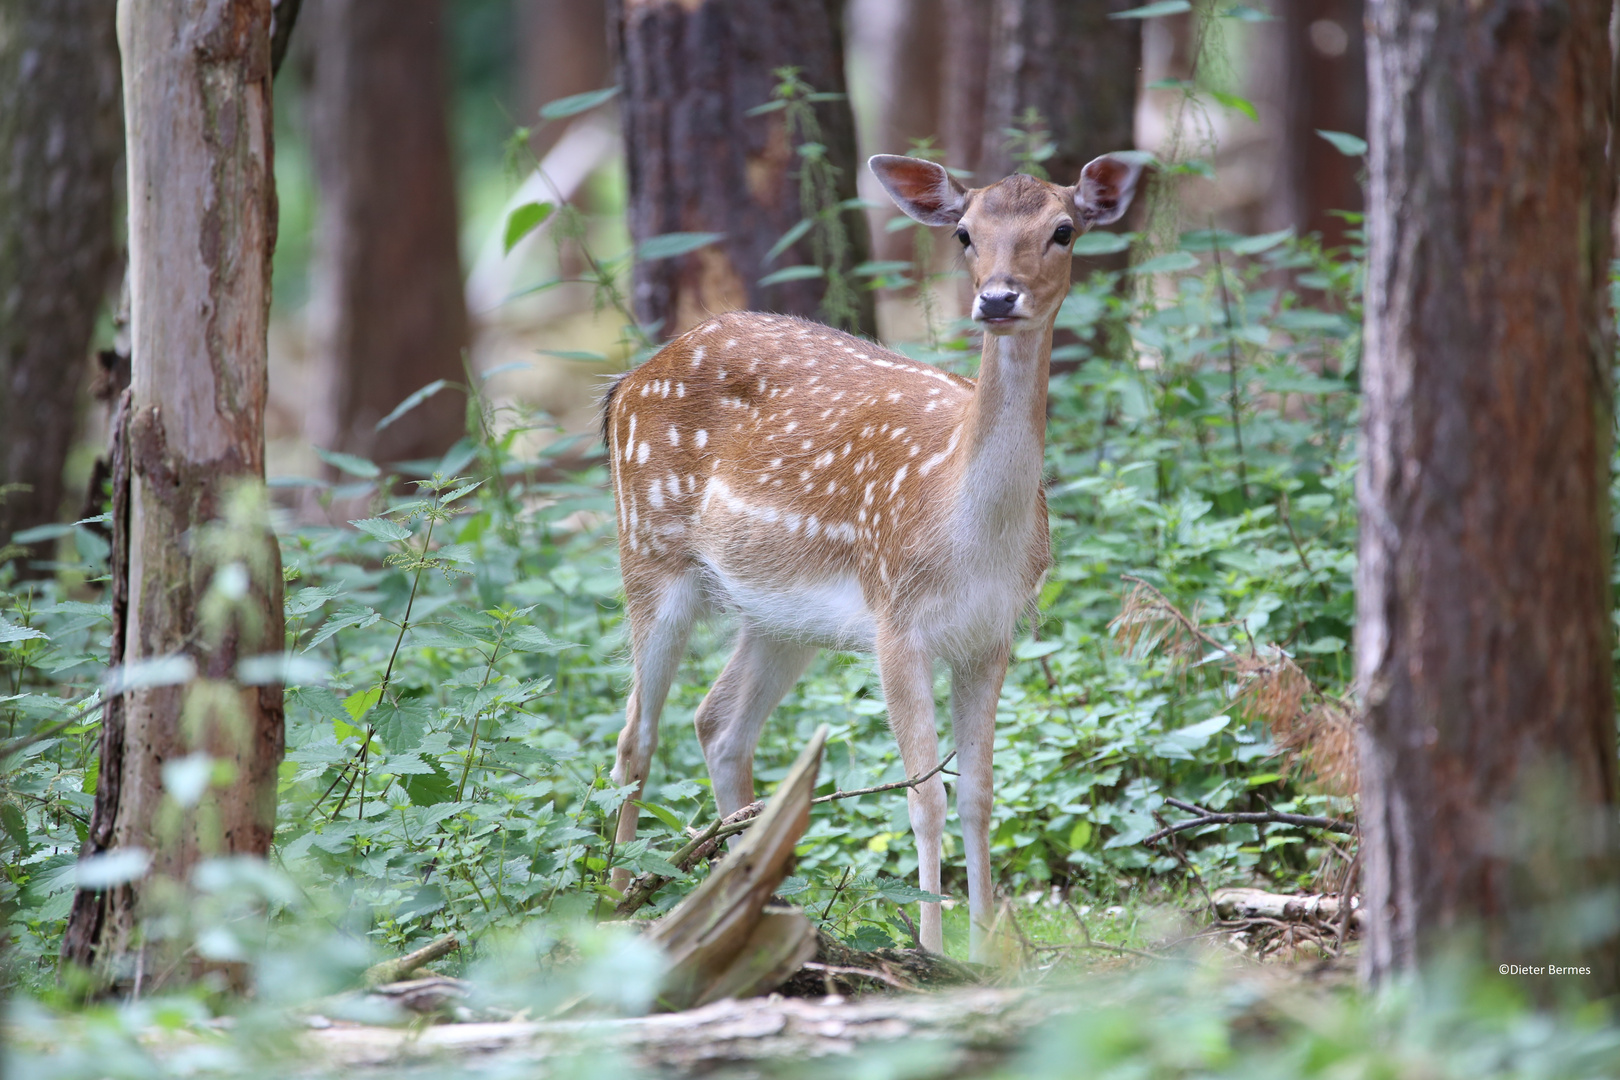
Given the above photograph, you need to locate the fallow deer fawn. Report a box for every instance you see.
[604,152,1142,959]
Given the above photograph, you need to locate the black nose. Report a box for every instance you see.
[978,290,1019,319]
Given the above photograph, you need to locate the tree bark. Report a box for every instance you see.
[612,0,876,340]
[0,0,123,560]
[1267,0,1367,248]
[1358,0,1619,991]
[941,0,992,180]
[517,0,611,161]
[62,0,285,989]
[978,0,1141,188]
[305,0,469,467]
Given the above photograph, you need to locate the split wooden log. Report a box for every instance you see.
[1211,888,1365,931]
[645,726,828,1011]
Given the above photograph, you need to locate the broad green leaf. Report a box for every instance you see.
[1228,227,1294,255]
[1073,231,1132,255]
[285,585,342,617]
[376,380,454,432]
[1221,3,1274,20]
[349,517,413,544]
[0,618,47,645]
[538,85,619,120]
[1014,639,1063,660]
[537,349,609,362]
[304,607,381,651]
[1317,129,1368,157]
[313,446,380,479]
[1156,715,1231,757]
[1129,251,1200,275]
[853,260,913,278]
[373,700,430,752]
[342,686,384,724]
[1067,820,1093,850]
[503,201,554,254]
[638,232,724,261]
[759,265,824,286]
[634,801,686,833]
[9,523,72,544]
[874,877,948,904]
[508,625,578,653]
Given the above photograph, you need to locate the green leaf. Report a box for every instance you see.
[637,854,686,879]
[508,625,578,653]
[634,801,687,834]
[1220,3,1274,20]
[1317,129,1368,157]
[1155,715,1231,757]
[853,260,913,278]
[343,686,384,725]
[349,518,413,544]
[0,618,47,645]
[1228,227,1294,255]
[304,607,380,651]
[376,380,454,432]
[503,201,555,254]
[537,349,609,362]
[538,85,619,120]
[765,218,815,263]
[8,523,72,545]
[1067,820,1093,850]
[1073,230,1132,255]
[1013,639,1062,660]
[638,232,725,261]
[1129,251,1200,275]
[1110,0,1192,17]
[873,877,948,904]
[758,265,824,287]
[402,759,457,806]
[1210,90,1259,122]
[2,803,31,854]
[286,585,343,617]
[313,446,380,479]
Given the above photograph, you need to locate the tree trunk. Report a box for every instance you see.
[62,0,284,990]
[941,0,992,181]
[612,0,877,340]
[0,0,123,561]
[1357,0,1619,991]
[1267,0,1366,248]
[978,0,1140,188]
[517,0,611,161]
[305,0,469,467]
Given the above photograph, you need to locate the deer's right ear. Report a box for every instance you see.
[869,155,967,226]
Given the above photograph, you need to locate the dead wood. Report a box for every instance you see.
[1212,887,1365,932]
[362,932,460,988]
[645,726,828,1011]
[307,987,1049,1074]
[1144,797,1354,846]
[777,928,981,997]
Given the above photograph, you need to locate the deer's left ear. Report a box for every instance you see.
[1073,153,1146,228]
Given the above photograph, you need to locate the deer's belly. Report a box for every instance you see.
[702,561,877,650]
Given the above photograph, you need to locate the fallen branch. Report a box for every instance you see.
[1142,796,1353,846]
[615,752,958,918]
[1211,887,1364,934]
[362,932,460,988]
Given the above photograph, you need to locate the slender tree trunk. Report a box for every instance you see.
[979,0,1140,187]
[0,1,123,561]
[305,0,469,467]
[612,0,876,339]
[1358,0,1619,991]
[1267,0,1366,248]
[62,0,284,989]
[518,0,610,161]
[941,0,992,181]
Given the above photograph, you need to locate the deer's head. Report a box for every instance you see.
[869,154,1145,334]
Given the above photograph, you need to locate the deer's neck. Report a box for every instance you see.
[949,323,1052,545]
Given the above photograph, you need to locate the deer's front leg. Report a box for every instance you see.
[951,645,1009,963]
[877,636,945,953]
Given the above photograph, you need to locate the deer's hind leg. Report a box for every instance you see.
[611,567,702,893]
[693,624,818,820]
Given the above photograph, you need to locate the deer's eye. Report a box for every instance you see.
[955,228,971,248]
[1053,224,1075,246]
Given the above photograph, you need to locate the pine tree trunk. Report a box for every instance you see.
[0,0,123,561]
[612,0,876,340]
[62,0,285,989]
[1358,0,1620,991]
[305,0,469,467]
